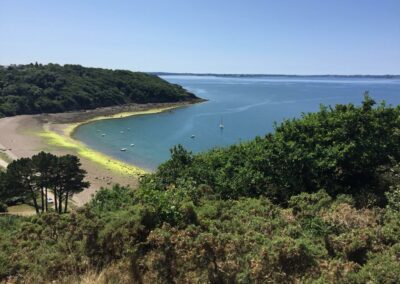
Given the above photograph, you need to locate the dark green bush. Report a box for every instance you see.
[0,202,7,212]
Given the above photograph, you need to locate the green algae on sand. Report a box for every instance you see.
[38,130,147,176]
[36,105,184,177]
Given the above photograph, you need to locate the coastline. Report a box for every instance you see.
[0,100,203,205]
[39,104,190,177]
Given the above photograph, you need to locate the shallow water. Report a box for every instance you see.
[73,76,400,171]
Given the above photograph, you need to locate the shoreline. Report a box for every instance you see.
[67,103,193,137]
[39,103,190,176]
[0,99,203,205]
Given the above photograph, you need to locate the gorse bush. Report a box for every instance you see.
[2,186,399,283]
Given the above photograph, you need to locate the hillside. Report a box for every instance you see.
[1,97,400,283]
[0,64,198,117]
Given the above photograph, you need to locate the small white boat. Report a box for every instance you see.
[219,117,224,129]
[101,133,106,136]
[130,143,135,147]
[190,135,195,139]
[120,148,127,151]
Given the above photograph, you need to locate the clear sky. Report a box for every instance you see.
[1,0,399,74]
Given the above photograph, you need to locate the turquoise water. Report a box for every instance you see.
[73,76,400,171]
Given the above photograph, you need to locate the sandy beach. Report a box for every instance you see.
[0,101,199,206]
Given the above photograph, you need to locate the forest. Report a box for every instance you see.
[1,96,400,283]
[0,63,198,117]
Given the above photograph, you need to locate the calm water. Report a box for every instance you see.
[74,76,400,171]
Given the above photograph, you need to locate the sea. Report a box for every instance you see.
[73,75,400,171]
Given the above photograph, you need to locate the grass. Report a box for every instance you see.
[7,204,36,216]
[5,200,77,216]
[0,151,12,163]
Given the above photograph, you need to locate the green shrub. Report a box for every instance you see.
[88,184,135,215]
[0,202,7,212]
[345,244,400,284]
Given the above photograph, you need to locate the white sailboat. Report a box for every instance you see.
[219,117,224,129]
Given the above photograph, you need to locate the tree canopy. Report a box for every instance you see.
[0,63,198,117]
[1,152,89,214]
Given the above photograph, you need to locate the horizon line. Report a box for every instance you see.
[1,63,399,77]
[151,72,400,78]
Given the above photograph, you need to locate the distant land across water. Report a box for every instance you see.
[152,72,400,79]
[74,75,400,171]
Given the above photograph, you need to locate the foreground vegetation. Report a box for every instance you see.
[1,97,400,283]
[0,63,197,117]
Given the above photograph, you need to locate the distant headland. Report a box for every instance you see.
[152,72,400,79]
[0,63,201,118]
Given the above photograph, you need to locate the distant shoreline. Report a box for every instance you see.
[0,99,204,205]
[154,72,400,79]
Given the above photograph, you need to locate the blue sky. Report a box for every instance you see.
[1,0,399,74]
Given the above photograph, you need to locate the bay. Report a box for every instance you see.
[73,76,400,171]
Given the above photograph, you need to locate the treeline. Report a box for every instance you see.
[0,63,198,117]
[0,152,88,214]
[1,97,400,283]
